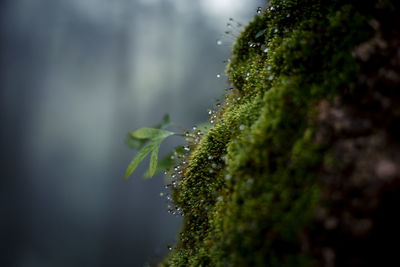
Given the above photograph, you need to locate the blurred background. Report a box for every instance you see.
[0,0,263,266]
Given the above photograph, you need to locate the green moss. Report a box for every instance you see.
[162,0,380,266]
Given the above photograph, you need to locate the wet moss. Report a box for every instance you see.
[161,0,395,266]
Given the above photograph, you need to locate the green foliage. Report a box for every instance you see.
[126,114,171,150]
[125,128,174,179]
[125,115,174,179]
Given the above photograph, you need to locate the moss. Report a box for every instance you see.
[161,0,395,266]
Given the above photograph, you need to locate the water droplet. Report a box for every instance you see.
[184,146,190,151]
[267,66,271,70]
[210,120,214,124]
[274,29,278,33]
[246,72,250,76]
[264,48,269,53]
[216,73,221,78]
[216,39,222,45]
[239,125,246,130]
[217,196,223,202]
[211,163,217,168]
[270,6,275,11]
[268,75,274,81]
[208,110,213,115]
[256,7,262,14]
[237,97,241,101]
[192,126,197,131]
[160,192,164,197]
[225,174,232,181]
[208,156,213,160]
[286,14,291,18]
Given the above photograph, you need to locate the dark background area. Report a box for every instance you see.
[0,0,261,266]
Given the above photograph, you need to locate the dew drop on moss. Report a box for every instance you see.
[216,73,221,78]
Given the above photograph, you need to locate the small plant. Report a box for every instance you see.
[125,114,175,179]
[125,114,211,180]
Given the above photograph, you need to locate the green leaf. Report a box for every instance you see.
[196,122,212,134]
[126,114,171,150]
[149,138,162,178]
[125,129,174,179]
[255,28,267,39]
[144,152,169,178]
[126,136,147,150]
[160,114,171,128]
[130,127,173,139]
[125,142,154,179]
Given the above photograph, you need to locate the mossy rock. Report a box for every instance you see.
[162,0,400,266]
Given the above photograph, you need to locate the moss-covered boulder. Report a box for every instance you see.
[162,0,400,266]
